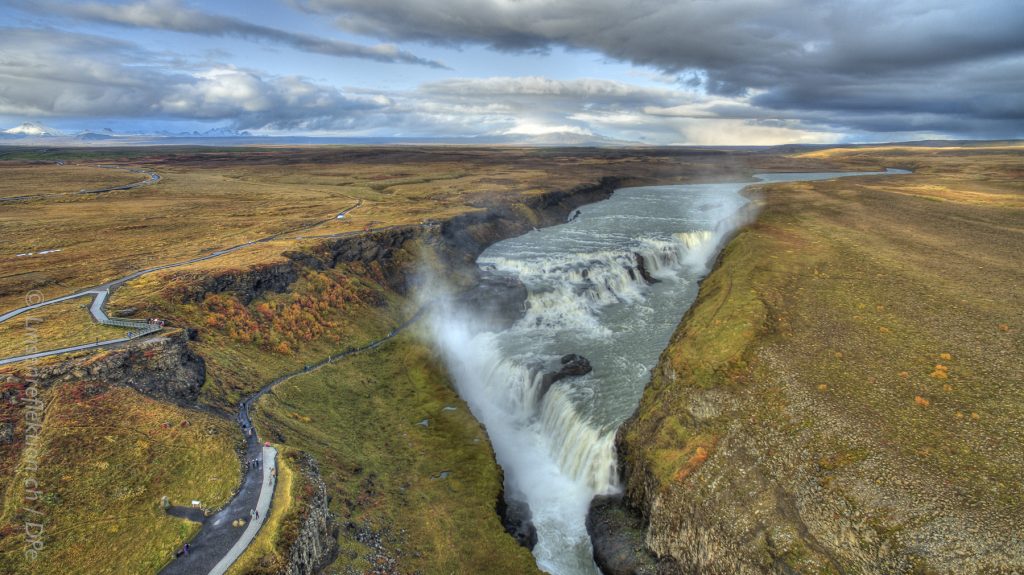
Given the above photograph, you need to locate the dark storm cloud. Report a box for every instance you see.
[11,0,448,68]
[293,0,1024,138]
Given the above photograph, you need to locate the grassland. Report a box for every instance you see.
[0,146,841,315]
[0,162,143,199]
[620,144,1024,572]
[251,334,542,575]
[2,143,1017,574]
[0,295,125,358]
[0,383,240,575]
[108,259,413,409]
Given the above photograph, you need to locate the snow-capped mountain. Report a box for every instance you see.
[2,122,64,136]
[197,127,252,137]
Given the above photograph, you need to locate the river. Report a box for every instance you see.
[426,169,902,574]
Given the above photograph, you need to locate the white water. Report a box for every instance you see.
[424,170,903,574]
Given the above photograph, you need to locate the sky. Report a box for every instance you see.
[0,0,1022,145]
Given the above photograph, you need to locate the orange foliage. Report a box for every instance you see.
[673,442,714,483]
[200,269,382,353]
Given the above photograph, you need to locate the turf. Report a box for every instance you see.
[251,334,542,575]
[0,384,240,575]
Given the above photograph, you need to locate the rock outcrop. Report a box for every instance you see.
[633,253,660,284]
[587,496,659,575]
[0,330,205,403]
[497,492,538,550]
[457,275,529,331]
[539,354,593,399]
[170,226,421,305]
[283,454,338,575]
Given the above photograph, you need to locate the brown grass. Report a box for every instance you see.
[0,163,142,198]
[0,384,239,575]
[621,143,1024,571]
[0,296,125,358]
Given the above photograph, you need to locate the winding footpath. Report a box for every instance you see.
[160,305,427,575]
[0,168,424,572]
[0,194,364,365]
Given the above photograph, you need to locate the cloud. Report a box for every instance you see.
[0,28,384,130]
[292,0,1024,139]
[420,76,678,104]
[11,0,448,68]
[0,23,953,144]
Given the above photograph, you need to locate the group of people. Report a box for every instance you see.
[244,457,261,473]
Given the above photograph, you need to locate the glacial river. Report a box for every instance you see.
[427,170,902,574]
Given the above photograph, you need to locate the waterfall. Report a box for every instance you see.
[424,228,716,574]
[421,170,894,575]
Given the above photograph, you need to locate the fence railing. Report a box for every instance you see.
[100,317,163,335]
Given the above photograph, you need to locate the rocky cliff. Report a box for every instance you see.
[162,177,622,311]
[600,163,1024,574]
[170,226,422,305]
[0,329,205,403]
[282,453,338,575]
[440,177,621,271]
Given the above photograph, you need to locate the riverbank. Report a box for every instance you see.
[609,145,1024,573]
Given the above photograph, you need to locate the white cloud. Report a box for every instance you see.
[503,122,592,136]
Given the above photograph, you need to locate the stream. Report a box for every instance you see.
[426,169,902,574]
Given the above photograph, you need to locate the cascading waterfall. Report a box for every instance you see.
[423,170,897,574]
[426,226,719,574]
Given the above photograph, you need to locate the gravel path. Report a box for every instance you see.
[160,399,274,575]
[0,199,366,364]
[208,445,278,575]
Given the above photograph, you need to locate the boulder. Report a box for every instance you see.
[634,253,660,284]
[538,354,593,399]
[497,494,538,550]
[587,495,659,575]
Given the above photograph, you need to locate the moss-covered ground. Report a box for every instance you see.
[251,334,542,575]
[621,144,1024,572]
[0,383,240,574]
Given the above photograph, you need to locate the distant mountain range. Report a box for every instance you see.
[0,122,253,141]
[0,122,641,147]
[5,121,1015,149]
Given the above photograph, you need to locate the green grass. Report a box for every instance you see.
[226,447,297,575]
[251,334,541,575]
[0,384,240,575]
